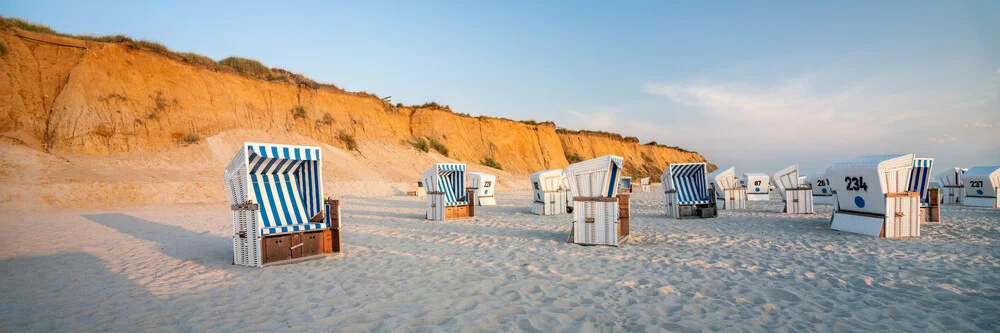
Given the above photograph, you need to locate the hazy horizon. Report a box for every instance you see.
[3,0,998,174]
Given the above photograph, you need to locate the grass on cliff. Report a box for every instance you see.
[0,15,332,91]
[291,105,307,120]
[415,138,430,153]
[182,133,200,143]
[565,152,583,164]
[338,131,358,151]
[428,138,448,156]
[480,157,502,170]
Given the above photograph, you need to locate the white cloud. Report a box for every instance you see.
[636,75,1000,172]
[640,78,908,144]
[564,108,618,131]
[928,134,957,145]
[996,67,1000,74]
[964,121,994,128]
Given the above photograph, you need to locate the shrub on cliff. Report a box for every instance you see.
[182,133,200,143]
[481,157,503,170]
[219,57,271,79]
[415,137,430,152]
[291,106,307,119]
[428,138,449,157]
[177,52,218,69]
[338,131,358,151]
[320,113,334,125]
[565,153,583,164]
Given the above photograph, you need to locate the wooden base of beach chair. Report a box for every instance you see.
[674,203,717,219]
[427,190,477,220]
[567,194,630,247]
[919,206,941,222]
[261,230,327,265]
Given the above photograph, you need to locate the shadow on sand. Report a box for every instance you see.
[0,252,189,331]
[82,213,231,265]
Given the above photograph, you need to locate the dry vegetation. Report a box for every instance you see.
[480,157,502,170]
[338,131,358,151]
[0,16,336,92]
[291,105,307,120]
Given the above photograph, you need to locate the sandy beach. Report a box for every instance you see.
[2,188,998,332]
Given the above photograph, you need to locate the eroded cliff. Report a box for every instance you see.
[0,27,711,178]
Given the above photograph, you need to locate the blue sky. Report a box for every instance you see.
[3,0,998,174]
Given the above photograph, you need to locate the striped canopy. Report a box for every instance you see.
[906,158,934,206]
[662,163,710,204]
[422,163,467,205]
[620,176,632,190]
[225,143,325,236]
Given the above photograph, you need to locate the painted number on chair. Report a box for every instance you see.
[816,180,828,187]
[754,180,762,186]
[969,181,984,188]
[844,177,868,191]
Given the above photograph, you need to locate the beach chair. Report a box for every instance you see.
[830,154,920,238]
[565,155,630,246]
[619,176,633,193]
[662,163,717,218]
[744,173,771,201]
[907,158,939,221]
[530,169,568,215]
[805,170,835,205]
[936,168,967,205]
[708,167,746,210]
[640,177,651,192]
[962,166,1000,208]
[224,143,342,267]
[422,163,475,220]
[467,172,497,206]
[772,164,814,214]
[415,181,426,197]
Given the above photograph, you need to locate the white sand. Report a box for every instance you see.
[1,188,999,332]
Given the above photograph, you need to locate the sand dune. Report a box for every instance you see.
[2,189,998,331]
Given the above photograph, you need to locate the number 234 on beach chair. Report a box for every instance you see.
[829,154,922,238]
[224,143,342,267]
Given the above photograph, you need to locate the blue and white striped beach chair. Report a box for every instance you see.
[907,158,938,221]
[224,143,341,267]
[619,176,633,193]
[661,163,716,218]
[422,163,474,220]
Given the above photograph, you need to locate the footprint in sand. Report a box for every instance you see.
[765,288,801,302]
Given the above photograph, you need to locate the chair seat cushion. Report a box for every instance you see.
[261,222,328,235]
